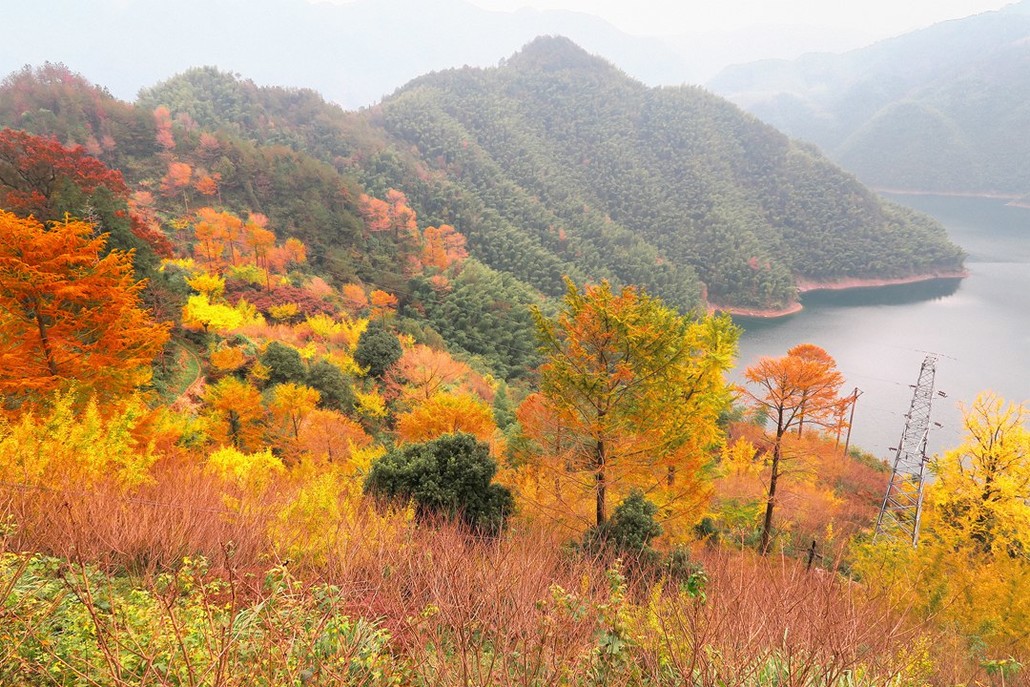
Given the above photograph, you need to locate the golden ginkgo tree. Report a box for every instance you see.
[854,394,1030,655]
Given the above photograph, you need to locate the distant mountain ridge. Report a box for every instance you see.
[709,1,1030,196]
[363,38,963,309]
[3,38,964,321]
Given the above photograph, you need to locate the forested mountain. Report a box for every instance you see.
[709,1,1030,195]
[0,63,544,379]
[136,38,964,312]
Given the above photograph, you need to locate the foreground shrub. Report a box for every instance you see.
[363,432,513,533]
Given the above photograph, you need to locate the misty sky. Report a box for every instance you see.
[462,0,1012,37]
[1,0,1020,108]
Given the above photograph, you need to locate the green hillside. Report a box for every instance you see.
[137,37,964,311]
[1,36,964,335]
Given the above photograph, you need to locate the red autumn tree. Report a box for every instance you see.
[0,129,170,263]
[0,128,125,221]
[0,211,170,403]
[153,105,176,150]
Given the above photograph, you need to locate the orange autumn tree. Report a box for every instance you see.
[421,224,468,271]
[0,211,170,403]
[298,408,372,464]
[743,343,845,553]
[193,208,242,268]
[528,278,738,535]
[358,189,418,239]
[205,376,265,451]
[193,171,221,198]
[162,161,193,211]
[383,344,484,404]
[395,393,496,444]
[340,284,370,314]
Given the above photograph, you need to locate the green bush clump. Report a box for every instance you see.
[364,432,513,534]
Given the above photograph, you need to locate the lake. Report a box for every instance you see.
[734,194,1030,459]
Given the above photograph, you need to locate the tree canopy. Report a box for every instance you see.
[0,211,169,404]
[743,344,846,552]
[364,432,513,534]
[525,278,737,534]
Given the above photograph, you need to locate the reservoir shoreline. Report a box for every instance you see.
[873,187,1030,209]
[734,193,1029,456]
[709,270,969,319]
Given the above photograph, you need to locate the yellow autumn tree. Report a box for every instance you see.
[854,393,1030,655]
[269,382,320,449]
[0,393,156,489]
[522,278,737,540]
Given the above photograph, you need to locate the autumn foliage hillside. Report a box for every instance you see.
[0,64,1026,686]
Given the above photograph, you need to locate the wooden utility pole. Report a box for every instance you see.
[838,387,862,457]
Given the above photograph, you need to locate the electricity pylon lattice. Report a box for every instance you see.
[873,355,938,546]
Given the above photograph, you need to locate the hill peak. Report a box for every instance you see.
[506,36,618,75]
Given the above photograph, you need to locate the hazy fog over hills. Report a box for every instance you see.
[2,0,1016,276]
[1,0,691,109]
[0,0,1011,110]
[709,0,1030,194]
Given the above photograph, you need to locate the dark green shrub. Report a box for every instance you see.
[363,433,513,534]
[260,341,306,387]
[583,489,662,556]
[583,490,708,590]
[354,322,402,380]
[306,360,355,411]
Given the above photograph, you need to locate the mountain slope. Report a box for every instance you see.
[709,1,1030,194]
[368,38,963,308]
[134,38,964,311]
[0,64,546,379]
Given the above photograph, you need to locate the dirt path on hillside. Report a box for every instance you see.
[170,347,205,413]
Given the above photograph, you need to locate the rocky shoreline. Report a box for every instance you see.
[709,270,969,319]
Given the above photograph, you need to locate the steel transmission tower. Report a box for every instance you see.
[873,355,939,546]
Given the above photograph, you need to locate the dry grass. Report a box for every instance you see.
[0,458,1007,686]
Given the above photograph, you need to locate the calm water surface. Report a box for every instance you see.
[735,194,1030,458]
